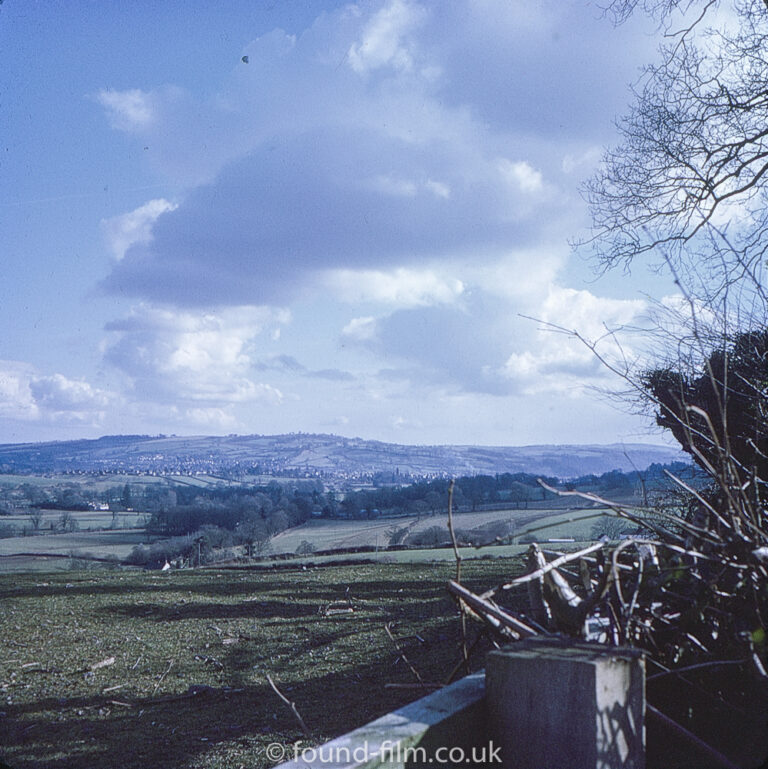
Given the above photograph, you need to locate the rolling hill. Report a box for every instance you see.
[0,433,686,479]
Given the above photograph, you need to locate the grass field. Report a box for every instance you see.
[269,506,608,555]
[0,559,524,769]
[0,505,612,575]
[0,530,147,560]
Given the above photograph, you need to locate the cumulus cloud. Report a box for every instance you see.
[0,362,39,421]
[103,305,287,405]
[347,0,427,74]
[342,316,378,341]
[0,362,115,425]
[184,407,238,430]
[96,0,593,309]
[29,374,112,412]
[97,88,155,130]
[82,0,665,443]
[499,287,647,394]
[345,278,647,398]
[101,198,177,261]
[498,159,544,194]
[100,127,566,307]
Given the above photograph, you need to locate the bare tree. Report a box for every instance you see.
[583,0,768,309]
[534,4,768,757]
[28,509,43,532]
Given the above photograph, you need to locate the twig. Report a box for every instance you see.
[384,622,424,683]
[446,479,469,674]
[90,657,116,671]
[266,673,311,736]
[444,627,489,685]
[384,683,443,690]
[647,659,745,681]
[647,704,742,769]
[482,542,604,597]
[446,480,462,583]
[151,659,174,696]
[448,581,539,639]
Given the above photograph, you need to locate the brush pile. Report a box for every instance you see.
[449,330,768,767]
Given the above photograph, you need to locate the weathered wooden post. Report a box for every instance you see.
[486,637,645,769]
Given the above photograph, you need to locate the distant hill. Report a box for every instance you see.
[0,433,687,480]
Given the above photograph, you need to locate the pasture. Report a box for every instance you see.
[0,558,524,769]
[0,509,150,573]
[268,505,608,555]
[0,504,615,574]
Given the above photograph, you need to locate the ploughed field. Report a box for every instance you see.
[0,559,524,769]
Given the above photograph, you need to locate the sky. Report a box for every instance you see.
[0,0,681,447]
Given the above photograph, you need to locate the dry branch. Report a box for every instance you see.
[266,673,311,737]
[90,657,116,671]
[151,659,174,696]
[481,542,603,597]
[384,622,424,683]
[446,479,470,674]
[647,705,742,769]
[447,581,538,639]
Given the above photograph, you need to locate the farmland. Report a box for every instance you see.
[0,504,614,574]
[0,559,524,769]
[268,506,607,553]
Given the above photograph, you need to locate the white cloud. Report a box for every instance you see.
[425,179,451,199]
[104,304,288,405]
[97,89,155,131]
[101,199,177,261]
[328,267,463,307]
[498,158,544,193]
[29,374,112,412]
[77,0,669,444]
[98,2,585,309]
[342,316,378,341]
[498,287,647,394]
[562,147,602,175]
[467,249,566,300]
[347,0,426,74]
[541,286,645,338]
[184,407,238,430]
[346,278,648,399]
[391,414,422,430]
[0,362,115,425]
[0,362,39,420]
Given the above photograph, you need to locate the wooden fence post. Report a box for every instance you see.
[486,637,645,769]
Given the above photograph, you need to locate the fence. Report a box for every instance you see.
[273,638,645,769]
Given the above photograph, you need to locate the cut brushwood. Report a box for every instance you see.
[447,581,539,640]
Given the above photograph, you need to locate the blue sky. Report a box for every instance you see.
[0,0,679,446]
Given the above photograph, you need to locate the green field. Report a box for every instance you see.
[0,505,615,574]
[0,559,524,769]
[0,508,150,572]
[269,506,608,554]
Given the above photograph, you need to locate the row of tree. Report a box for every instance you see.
[338,462,696,519]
